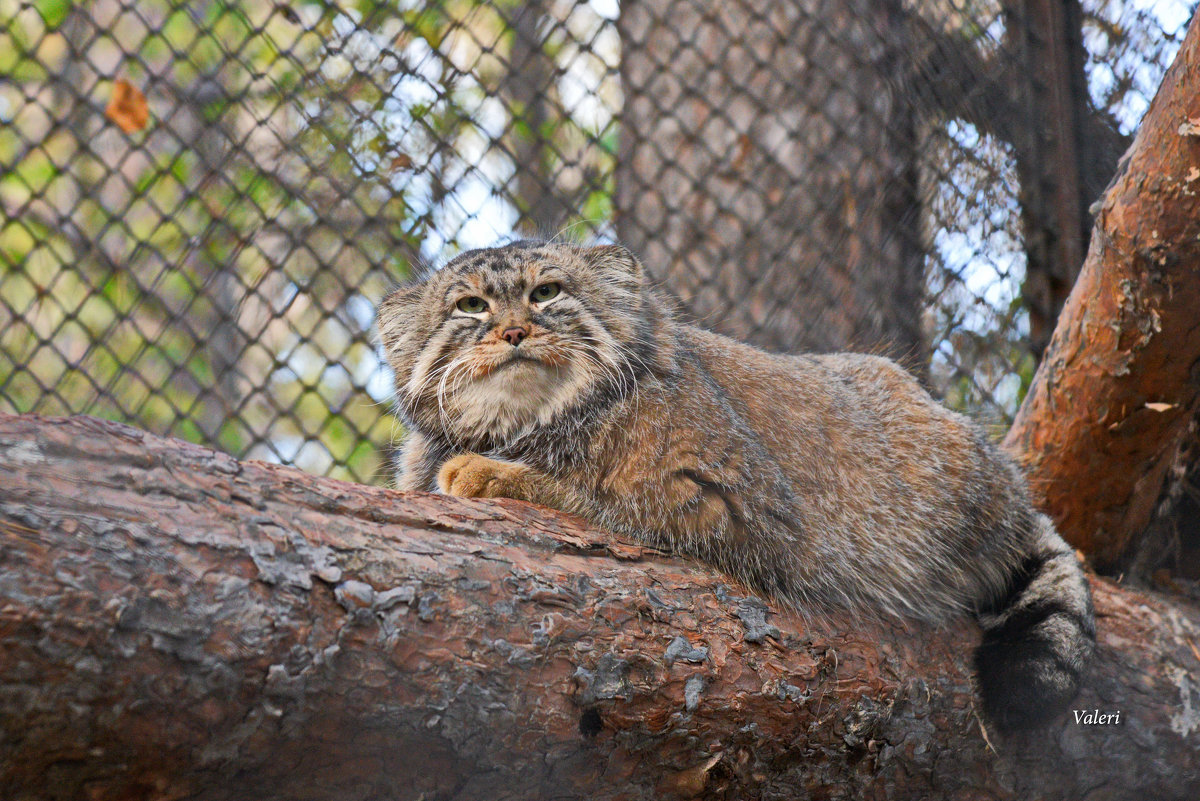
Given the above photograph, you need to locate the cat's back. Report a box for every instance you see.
[683,326,1009,519]
[684,324,959,438]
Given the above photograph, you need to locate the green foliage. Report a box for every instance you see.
[33,0,70,29]
[0,0,620,484]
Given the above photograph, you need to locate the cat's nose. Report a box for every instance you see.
[501,326,528,346]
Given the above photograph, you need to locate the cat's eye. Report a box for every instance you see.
[530,282,560,303]
[456,296,488,314]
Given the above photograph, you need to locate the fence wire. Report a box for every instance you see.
[1,0,1194,484]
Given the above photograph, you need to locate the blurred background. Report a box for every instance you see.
[0,0,1193,485]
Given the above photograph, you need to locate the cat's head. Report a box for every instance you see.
[378,240,663,446]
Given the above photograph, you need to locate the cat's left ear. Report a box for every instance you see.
[581,244,643,282]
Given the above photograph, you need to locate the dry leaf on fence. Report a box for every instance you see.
[106,79,148,133]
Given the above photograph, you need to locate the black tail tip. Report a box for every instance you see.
[974,636,1088,732]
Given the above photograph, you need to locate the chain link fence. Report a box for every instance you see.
[1,0,1194,484]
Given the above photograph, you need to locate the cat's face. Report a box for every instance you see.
[379,241,654,445]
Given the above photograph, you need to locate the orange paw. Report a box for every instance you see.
[437,453,524,499]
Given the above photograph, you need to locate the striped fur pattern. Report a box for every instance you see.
[378,240,1095,730]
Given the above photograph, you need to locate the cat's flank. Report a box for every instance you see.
[377,240,1094,731]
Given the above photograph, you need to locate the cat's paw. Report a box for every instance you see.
[438,453,525,499]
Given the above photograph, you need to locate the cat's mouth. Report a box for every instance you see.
[473,349,568,378]
[494,354,541,371]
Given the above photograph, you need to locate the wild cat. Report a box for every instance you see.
[376,239,1094,730]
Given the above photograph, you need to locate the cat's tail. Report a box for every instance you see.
[973,513,1095,731]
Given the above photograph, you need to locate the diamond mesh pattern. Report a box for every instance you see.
[0,0,1193,483]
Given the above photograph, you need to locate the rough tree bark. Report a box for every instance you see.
[3,414,1200,801]
[1003,10,1200,571]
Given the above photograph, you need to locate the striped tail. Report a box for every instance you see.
[974,513,1096,731]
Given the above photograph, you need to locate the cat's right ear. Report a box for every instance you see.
[377,283,423,356]
[581,244,643,282]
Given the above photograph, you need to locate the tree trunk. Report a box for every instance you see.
[1003,10,1200,571]
[1004,0,1094,360]
[615,0,926,365]
[612,0,1132,369]
[504,0,570,235]
[905,0,1130,362]
[2,413,1199,801]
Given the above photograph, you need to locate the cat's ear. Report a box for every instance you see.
[581,244,643,282]
[377,283,424,355]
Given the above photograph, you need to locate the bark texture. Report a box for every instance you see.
[3,413,1200,801]
[1004,11,1200,571]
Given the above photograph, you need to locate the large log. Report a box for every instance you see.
[1003,10,1200,570]
[2,413,1199,800]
